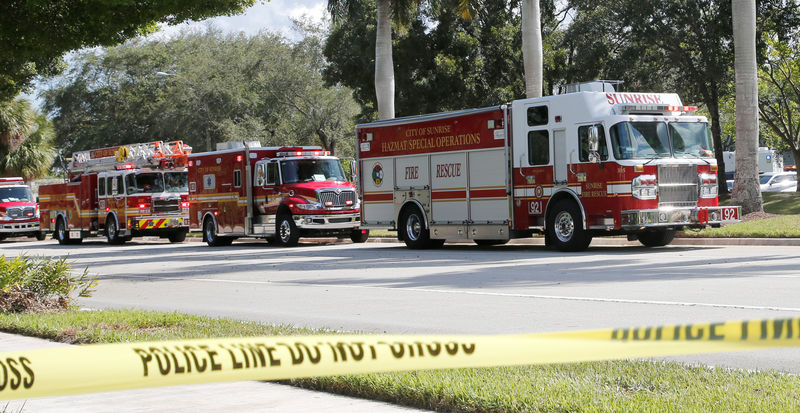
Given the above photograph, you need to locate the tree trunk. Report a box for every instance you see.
[521,0,543,98]
[731,0,763,214]
[793,148,800,192]
[375,0,395,120]
[707,97,728,196]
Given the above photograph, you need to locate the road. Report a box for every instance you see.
[3,237,800,372]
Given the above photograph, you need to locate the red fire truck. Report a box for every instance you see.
[355,81,740,251]
[0,177,45,241]
[39,141,191,245]
[188,142,367,247]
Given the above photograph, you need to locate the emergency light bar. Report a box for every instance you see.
[0,177,24,186]
[618,104,698,114]
[276,150,331,157]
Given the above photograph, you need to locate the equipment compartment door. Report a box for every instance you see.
[431,152,468,224]
[468,149,509,224]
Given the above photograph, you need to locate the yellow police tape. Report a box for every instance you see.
[0,316,798,400]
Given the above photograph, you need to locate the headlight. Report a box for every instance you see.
[632,174,657,200]
[295,202,322,210]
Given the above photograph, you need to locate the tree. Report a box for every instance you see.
[521,0,543,98]
[0,99,35,156]
[328,0,422,120]
[0,0,256,102]
[732,0,763,212]
[1,111,56,180]
[759,34,800,192]
[44,27,359,157]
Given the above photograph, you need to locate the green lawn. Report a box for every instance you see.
[1,309,798,412]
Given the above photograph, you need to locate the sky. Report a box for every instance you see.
[25,0,328,107]
[152,0,328,40]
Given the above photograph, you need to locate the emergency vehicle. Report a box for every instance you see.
[188,142,367,247]
[355,81,740,251]
[38,141,191,245]
[0,177,44,241]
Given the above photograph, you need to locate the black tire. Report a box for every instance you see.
[0,234,6,242]
[55,217,73,245]
[638,229,676,247]
[168,230,187,243]
[474,239,510,246]
[350,229,370,243]
[35,232,46,241]
[546,199,592,252]
[276,213,300,247]
[204,217,232,247]
[400,206,439,249]
[106,215,126,245]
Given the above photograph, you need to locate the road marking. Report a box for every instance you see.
[109,274,800,313]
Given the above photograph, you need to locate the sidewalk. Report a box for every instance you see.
[0,333,429,413]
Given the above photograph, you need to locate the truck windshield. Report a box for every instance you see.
[669,122,715,158]
[164,172,188,192]
[0,187,33,202]
[125,173,165,194]
[280,159,347,183]
[610,121,714,160]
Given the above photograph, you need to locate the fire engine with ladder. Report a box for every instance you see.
[355,81,740,251]
[188,142,366,247]
[38,140,192,245]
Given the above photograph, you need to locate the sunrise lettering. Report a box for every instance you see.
[606,93,665,105]
[380,133,481,154]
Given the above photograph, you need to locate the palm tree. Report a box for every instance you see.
[0,99,36,156]
[521,0,543,98]
[731,0,763,214]
[1,111,56,180]
[328,0,420,120]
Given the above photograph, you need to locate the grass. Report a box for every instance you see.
[1,309,799,412]
[681,215,800,238]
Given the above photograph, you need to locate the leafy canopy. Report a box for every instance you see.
[0,0,257,101]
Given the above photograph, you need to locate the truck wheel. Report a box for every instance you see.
[35,232,46,241]
[400,207,439,249]
[0,234,6,242]
[204,217,232,247]
[168,230,187,243]
[474,239,509,246]
[55,217,72,245]
[276,213,300,247]
[546,199,591,252]
[638,229,676,247]
[350,229,369,243]
[106,215,126,245]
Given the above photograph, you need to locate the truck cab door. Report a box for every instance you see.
[510,100,552,227]
[255,160,281,217]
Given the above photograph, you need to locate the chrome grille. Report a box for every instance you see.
[153,198,180,213]
[5,206,35,219]
[658,164,698,208]
[318,189,357,207]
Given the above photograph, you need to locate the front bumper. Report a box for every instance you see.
[131,216,188,230]
[294,213,360,230]
[0,219,40,234]
[621,206,741,229]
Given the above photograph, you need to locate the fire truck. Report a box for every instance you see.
[0,177,44,241]
[188,142,367,247]
[38,141,191,245]
[355,81,740,251]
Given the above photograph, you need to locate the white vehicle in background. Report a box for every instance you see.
[759,172,797,192]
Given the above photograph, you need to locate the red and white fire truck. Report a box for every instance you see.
[188,142,367,247]
[0,177,45,241]
[355,81,740,251]
[39,141,191,245]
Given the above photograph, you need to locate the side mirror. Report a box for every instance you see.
[587,126,601,163]
[587,126,600,153]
